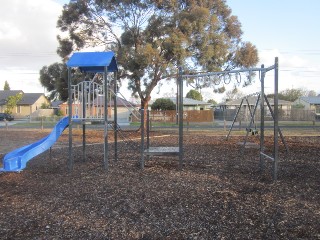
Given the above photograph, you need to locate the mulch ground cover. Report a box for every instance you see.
[0,129,319,239]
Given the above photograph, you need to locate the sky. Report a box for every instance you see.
[0,0,319,103]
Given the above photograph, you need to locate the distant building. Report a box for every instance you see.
[294,96,320,115]
[218,96,292,112]
[0,90,50,117]
[58,97,138,124]
[150,97,212,110]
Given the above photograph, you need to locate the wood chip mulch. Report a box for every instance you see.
[0,130,319,239]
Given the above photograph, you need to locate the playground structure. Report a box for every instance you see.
[181,57,283,180]
[66,51,119,171]
[0,51,120,172]
[140,67,184,169]
[1,51,282,180]
[226,92,289,155]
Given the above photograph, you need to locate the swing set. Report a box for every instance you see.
[179,57,285,180]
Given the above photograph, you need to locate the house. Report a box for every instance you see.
[51,100,64,115]
[216,96,292,120]
[58,96,138,124]
[294,97,320,114]
[218,96,292,112]
[0,90,50,117]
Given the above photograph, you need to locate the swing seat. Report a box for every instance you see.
[251,129,258,135]
[144,147,180,156]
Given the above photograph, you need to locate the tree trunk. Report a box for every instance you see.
[141,99,149,130]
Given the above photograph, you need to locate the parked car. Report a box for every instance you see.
[0,113,14,121]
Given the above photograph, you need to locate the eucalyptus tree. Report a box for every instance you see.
[40,0,258,111]
[186,89,203,101]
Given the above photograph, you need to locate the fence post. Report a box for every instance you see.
[41,116,44,130]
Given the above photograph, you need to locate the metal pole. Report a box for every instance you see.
[226,98,244,140]
[104,67,109,170]
[264,94,289,152]
[68,68,73,171]
[114,72,118,162]
[147,110,150,150]
[273,57,279,180]
[259,64,265,172]
[178,67,184,169]
[82,84,86,162]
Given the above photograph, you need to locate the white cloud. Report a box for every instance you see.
[0,0,62,93]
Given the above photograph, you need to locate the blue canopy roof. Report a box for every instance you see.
[66,51,118,72]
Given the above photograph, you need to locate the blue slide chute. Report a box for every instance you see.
[0,117,69,172]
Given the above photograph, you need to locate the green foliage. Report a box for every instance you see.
[41,103,50,109]
[207,99,217,105]
[55,109,64,116]
[3,80,10,90]
[48,0,258,108]
[39,63,69,101]
[186,89,203,101]
[267,88,310,102]
[5,93,23,114]
[292,103,305,109]
[223,87,245,102]
[151,98,176,111]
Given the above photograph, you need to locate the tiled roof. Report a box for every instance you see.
[299,97,320,104]
[0,90,24,105]
[18,93,45,105]
[167,97,211,106]
[92,96,137,107]
[51,100,64,108]
[220,96,292,106]
[0,91,45,106]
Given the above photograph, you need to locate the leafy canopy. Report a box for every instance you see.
[5,93,23,114]
[151,98,176,111]
[40,0,258,105]
[267,88,316,102]
[3,80,10,90]
[186,89,203,101]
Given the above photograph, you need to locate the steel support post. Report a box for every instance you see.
[114,72,118,162]
[68,67,73,171]
[226,98,244,140]
[178,67,184,169]
[104,67,109,170]
[82,86,86,162]
[259,64,265,172]
[273,57,279,180]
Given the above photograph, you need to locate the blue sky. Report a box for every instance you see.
[0,0,319,102]
[222,0,320,98]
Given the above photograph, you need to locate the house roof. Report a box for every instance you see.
[0,90,24,105]
[113,97,137,107]
[51,100,64,108]
[299,97,320,104]
[66,51,118,73]
[167,97,211,106]
[220,96,292,106]
[71,96,137,107]
[18,93,46,105]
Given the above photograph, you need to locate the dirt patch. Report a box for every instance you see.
[0,129,319,239]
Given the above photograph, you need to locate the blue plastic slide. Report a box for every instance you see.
[0,117,69,172]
